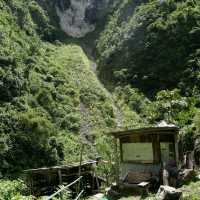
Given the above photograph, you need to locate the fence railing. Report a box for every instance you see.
[45,176,83,200]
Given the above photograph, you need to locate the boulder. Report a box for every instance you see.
[178,169,196,184]
[156,185,182,200]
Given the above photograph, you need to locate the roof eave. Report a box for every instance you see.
[109,126,179,138]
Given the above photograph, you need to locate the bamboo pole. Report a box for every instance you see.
[74,189,84,200]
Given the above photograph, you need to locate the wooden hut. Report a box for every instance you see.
[24,160,103,196]
[110,124,179,191]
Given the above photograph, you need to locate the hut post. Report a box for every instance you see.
[78,143,84,193]
[175,134,179,166]
[58,169,63,199]
[28,173,33,195]
[114,138,120,184]
[58,169,62,185]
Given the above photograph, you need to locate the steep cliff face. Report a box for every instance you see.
[55,0,112,37]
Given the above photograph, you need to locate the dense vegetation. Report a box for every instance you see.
[97,0,200,94]
[1,0,200,199]
[0,0,118,176]
[97,0,200,152]
[0,0,143,177]
[0,179,34,200]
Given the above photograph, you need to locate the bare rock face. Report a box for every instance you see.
[156,185,182,200]
[55,0,112,38]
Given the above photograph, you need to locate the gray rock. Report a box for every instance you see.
[179,169,196,184]
[55,0,113,38]
[156,185,182,200]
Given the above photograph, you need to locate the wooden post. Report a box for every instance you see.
[163,168,169,186]
[29,174,33,195]
[153,134,161,164]
[114,138,120,184]
[78,143,84,193]
[58,169,62,185]
[95,171,100,191]
[174,134,179,166]
[92,164,95,191]
[58,169,63,200]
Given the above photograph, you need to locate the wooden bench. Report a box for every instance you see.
[125,171,151,183]
[122,171,152,194]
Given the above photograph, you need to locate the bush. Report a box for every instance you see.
[0,179,33,200]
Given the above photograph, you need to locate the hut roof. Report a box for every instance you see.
[110,124,179,139]
[24,160,97,173]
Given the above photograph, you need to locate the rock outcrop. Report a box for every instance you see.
[179,169,197,184]
[55,0,113,38]
[156,185,182,200]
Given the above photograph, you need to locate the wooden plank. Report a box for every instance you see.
[126,171,151,184]
[61,171,90,177]
[138,181,150,194]
[138,182,150,187]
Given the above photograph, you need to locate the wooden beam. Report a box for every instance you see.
[117,132,177,139]
[110,127,179,138]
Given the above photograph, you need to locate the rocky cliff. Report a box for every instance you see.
[55,0,113,37]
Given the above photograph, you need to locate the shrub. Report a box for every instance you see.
[0,179,33,200]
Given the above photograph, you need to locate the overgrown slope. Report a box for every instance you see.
[0,0,143,176]
[96,0,200,153]
[97,0,200,94]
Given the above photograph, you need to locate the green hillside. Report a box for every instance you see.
[0,0,143,177]
[97,0,200,94]
[97,0,200,152]
[1,0,200,199]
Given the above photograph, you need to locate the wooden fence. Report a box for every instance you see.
[45,176,83,200]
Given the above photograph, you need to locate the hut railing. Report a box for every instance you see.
[45,176,83,200]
